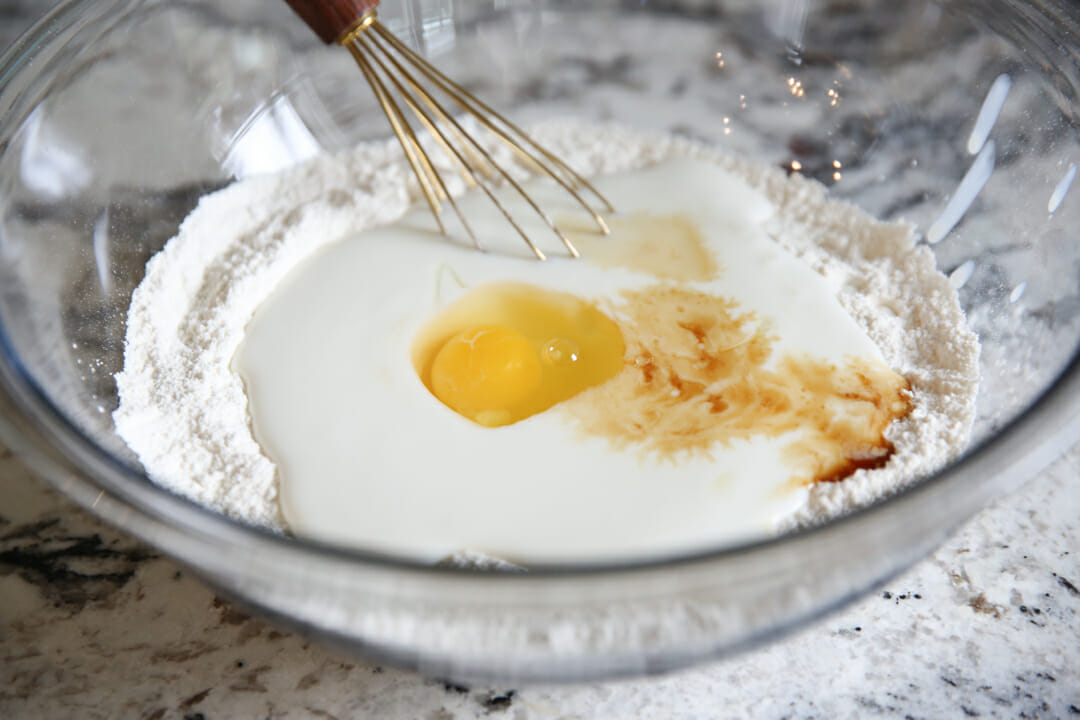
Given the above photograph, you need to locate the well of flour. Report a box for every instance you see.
[113,121,980,557]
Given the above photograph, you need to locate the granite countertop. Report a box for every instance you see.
[2,3,1080,719]
[3,438,1079,719]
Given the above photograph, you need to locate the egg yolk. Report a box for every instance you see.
[430,326,543,426]
[413,283,625,427]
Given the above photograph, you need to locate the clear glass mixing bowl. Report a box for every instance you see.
[2,0,1080,683]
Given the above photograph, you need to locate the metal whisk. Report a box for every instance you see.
[284,0,613,260]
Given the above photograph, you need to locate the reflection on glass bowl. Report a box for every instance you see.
[1,0,1080,683]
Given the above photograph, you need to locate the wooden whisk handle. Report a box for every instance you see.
[284,0,380,44]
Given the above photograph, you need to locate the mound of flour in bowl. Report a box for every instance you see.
[113,121,979,539]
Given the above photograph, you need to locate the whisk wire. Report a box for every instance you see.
[352,31,551,257]
[339,14,612,258]
[347,44,453,234]
[357,34,485,190]
[369,21,615,220]
[348,28,553,258]
[359,30,585,259]
[349,39,486,247]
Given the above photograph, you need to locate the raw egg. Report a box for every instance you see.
[413,283,625,427]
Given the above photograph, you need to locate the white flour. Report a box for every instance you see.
[113,121,979,541]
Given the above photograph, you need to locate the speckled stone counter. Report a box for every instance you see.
[2,438,1078,719]
[2,3,1080,719]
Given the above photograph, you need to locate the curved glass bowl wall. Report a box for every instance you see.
[1,0,1080,683]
